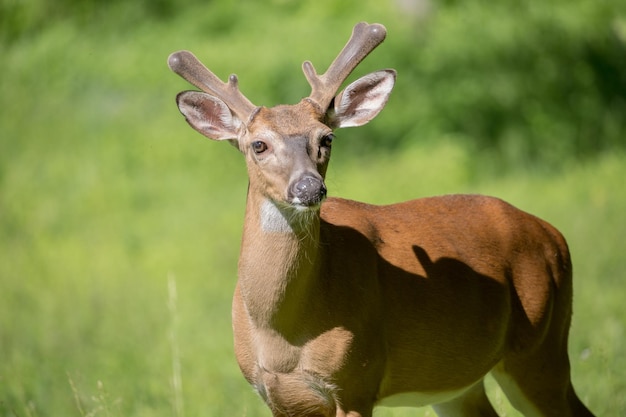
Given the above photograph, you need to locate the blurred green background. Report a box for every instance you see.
[1,0,625,416]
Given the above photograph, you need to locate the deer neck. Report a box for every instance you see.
[238,190,322,335]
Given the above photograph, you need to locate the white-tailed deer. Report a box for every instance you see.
[168,22,594,417]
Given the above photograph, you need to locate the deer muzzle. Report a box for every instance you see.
[288,175,327,208]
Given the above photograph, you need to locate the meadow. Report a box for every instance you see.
[1,1,625,416]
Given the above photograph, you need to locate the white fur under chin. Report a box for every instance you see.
[260,199,318,233]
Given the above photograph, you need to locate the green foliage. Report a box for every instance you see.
[4,0,623,165]
[417,1,626,167]
[1,0,625,416]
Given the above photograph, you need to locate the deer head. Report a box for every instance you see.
[168,22,396,211]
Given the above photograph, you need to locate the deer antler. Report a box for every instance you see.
[302,22,387,113]
[168,50,257,122]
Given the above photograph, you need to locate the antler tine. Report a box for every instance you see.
[302,22,387,112]
[168,50,257,121]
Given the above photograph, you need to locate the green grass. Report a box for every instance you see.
[1,2,624,416]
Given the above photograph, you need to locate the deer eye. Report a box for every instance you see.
[321,134,334,148]
[251,141,268,154]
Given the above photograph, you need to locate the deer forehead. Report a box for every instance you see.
[244,101,330,141]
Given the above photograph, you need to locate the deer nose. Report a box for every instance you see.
[289,175,327,207]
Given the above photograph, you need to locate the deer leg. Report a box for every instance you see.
[492,354,595,417]
[492,283,594,417]
[258,369,346,417]
[431,379,499,417]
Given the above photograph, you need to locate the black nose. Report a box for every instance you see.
[289,176,327,206]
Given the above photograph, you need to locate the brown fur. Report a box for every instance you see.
[232,192,594,416]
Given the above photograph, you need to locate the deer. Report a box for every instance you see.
[168,22,595,417]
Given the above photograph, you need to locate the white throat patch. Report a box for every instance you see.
[260,199,293,233]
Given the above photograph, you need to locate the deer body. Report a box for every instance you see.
[233,193,570,416]
[169,22,594,417]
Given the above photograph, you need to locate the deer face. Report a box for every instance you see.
[239,101,332,209]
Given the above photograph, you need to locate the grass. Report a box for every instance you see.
[1,3,624,416]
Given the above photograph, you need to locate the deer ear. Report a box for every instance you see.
[176,91,241,140]
[327,69,396,129]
